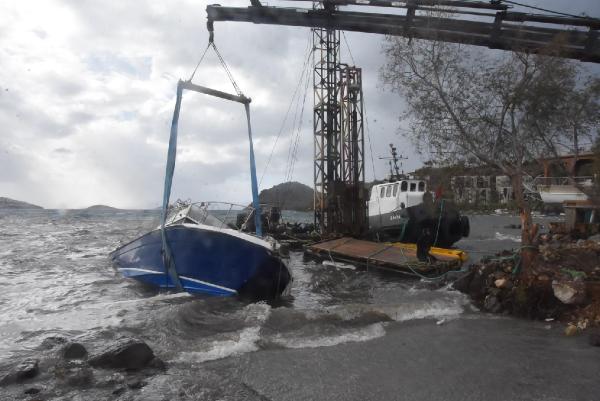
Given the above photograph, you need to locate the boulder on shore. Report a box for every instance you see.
[89,338,154,370]
[552,279,587,305]
[61,342,88,360]
[0,358,39,386]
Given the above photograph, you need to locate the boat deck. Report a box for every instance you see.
[305,237,466,277]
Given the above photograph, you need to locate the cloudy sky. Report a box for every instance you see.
[1,0,599,209]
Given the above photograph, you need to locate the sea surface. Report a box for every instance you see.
[0,209,598,401]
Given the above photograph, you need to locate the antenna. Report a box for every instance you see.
[378,144,407,180]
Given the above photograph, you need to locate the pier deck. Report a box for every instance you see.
[305,237,466,277]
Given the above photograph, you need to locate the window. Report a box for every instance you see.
[410,182,416,192]
[418,181,425,191]
[385,185,392,197]
[400,181,408,192]
[392,183,398,196]
[380,187,385,198]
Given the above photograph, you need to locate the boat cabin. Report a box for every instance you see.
[368,179,427,217]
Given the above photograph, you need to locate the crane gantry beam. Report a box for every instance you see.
[207,1,600,63]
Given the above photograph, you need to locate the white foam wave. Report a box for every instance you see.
[321,260,356,270]
[180,326,262,363]
[177,303,272,363]
[386,302,464,322]
[495,232,521,242]
[270,323,386,349]
[322,298,466,323]
[243,301,272,324]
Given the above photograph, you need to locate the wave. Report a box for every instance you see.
[268,323,386,349]
[178,326,262,363]
[494,232,521,242]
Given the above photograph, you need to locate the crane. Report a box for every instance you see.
[205,0,600,236]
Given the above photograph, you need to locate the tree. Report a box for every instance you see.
[381,35,599,273]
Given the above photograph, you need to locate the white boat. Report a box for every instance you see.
[535,176,593,204]
[367,177,469,248]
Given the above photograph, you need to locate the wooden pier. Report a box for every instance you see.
[305,237,467,278]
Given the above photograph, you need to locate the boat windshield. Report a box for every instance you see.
[187,204,226,227]
[166,203,228,228]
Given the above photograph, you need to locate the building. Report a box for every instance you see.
[450,175,515,206]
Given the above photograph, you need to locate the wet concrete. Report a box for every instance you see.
[232,317,600,401]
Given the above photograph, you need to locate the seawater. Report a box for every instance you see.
[0,210,559,364]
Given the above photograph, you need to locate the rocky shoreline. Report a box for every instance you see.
[0,336,165,400]
[453,234,600,344]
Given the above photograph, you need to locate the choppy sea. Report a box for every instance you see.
[2,209,598,401]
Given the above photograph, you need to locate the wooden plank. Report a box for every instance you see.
[307,237,462,274]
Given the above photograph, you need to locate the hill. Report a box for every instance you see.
[84,205,120,211]
[0,197,43,210]
[259,182,313,211]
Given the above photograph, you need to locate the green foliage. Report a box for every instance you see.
[258,181,314,211]
[560,268,587,280]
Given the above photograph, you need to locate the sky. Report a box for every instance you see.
[1,0,599,209]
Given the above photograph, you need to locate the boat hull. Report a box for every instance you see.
[538,185,588,204]
[110,224,291,300]
[368,201,469,248]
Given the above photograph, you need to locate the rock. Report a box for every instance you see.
[588,331,600,346]
[24,387,40,395]
[0,358,40,385]
[537,274,550,282]
[39,336,68,350]
[96,372,126,388]
[552,279,587,305]
[494,278,509,289]
[54,360,93,387]
[89,338,154,370]
[452,270,474,293]
[565,324,578,336]
[112,387,126,396]
[147,357,167,371]
[127,379,147,389]
[483,294,502,313]
[61,342,88,359]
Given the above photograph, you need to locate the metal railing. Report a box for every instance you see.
[166,200,253,231]
[533,176,594,188]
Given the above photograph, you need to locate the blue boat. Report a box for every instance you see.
[111,203,292,300]
[111,77,293,300]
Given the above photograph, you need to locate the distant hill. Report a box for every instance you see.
[0,197,43,210]
[259,182,313,211]
[84,205,119,211]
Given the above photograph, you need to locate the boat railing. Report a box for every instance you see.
[167,200,254,232]
[533,176,594,188]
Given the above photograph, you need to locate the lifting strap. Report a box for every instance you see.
[160,43,263,291]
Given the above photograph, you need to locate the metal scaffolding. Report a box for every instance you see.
[312,15,342,234]
[339,66,366,236]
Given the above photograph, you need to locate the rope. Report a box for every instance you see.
[210,42,243,97]
[433,199,445,246]
[244,102,263,237]
[342,30,376,181]
[259,33,313,187]
[501,1,600,20]
[160,81,185,291]
[286,67,311,183]
[188,43,212,82]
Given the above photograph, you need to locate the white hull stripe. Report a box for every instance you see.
[119,268,237,294]
[179,275,238,294]
[120,267,163,275]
